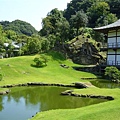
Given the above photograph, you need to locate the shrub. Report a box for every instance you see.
[105,66,120,83]
[33,55,48,67]
[33,57,42,67]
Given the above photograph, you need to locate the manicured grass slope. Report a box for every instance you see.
[0,52,96,86]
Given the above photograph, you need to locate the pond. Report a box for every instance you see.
[90,79,120,88]
[0,86,107,120]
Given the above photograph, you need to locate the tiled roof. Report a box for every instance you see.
[93,19,120,33]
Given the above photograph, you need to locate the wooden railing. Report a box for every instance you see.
[100,42,120,51]
[107,61,120,66]
[108,42,120,48]
[101,60,120,66]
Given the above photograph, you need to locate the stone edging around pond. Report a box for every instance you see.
[0,89,11,95]
[0,82,88,96]
[0,82,114,101]
[61,90,114,100]
[0,82,88,88]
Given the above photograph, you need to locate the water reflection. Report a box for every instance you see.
[0,86,107,120]
[90,79,120,88]
[0,97,4,111]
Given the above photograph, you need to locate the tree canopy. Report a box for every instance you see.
[70,10,88,37]
[0,20,38,36]
[64,0,119,28]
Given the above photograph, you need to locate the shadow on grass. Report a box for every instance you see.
[72,65,101,77]
[46,51,66,62]
[31,64,47,68]
[90,79,120,89]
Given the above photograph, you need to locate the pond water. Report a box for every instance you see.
[0,86,107,120]
[90,79,120,88]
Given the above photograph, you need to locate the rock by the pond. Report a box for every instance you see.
[61,90,114,101]
[74,82,88,88]
[60,64,69,68]
[0,89,11,95]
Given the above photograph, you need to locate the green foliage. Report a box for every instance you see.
[80,27,105,43]
[87,1,115,27]
[70,10,88,37]
[27,37,41,54]
[47,34,56,48]
[0,25,9,53]
[40,16,54,36]
[41,8,65,36]
[40,8,70,46]
[105,66,120,82]
[0,20,38,36]
[5,30,17,41]
[95,13,118,27]
[64,0,94,21]
[55,19,70,44]
[33,55,48,67]
[106,0,120,18]
[19,34,43,55]
[41,37,50,52]
[64,0,119,28]
[33,57,42,67]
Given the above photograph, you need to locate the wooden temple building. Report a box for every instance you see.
[94,19,120,68]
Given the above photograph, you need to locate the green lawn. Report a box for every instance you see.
[0,88,8,92]
[0,51,119,120]
[0,52,96,86]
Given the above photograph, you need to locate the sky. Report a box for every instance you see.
[0,0,71,31]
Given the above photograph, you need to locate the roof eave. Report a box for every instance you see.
[93,26,120,34]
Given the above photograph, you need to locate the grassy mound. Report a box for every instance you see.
[0,51,96,86]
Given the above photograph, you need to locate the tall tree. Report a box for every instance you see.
[70,10,88,38]
[40,16,54,36]
[40,8,70,48]
[55,18,70,46]
[64,0,94,21]
[106,0,120,18]
[40,8,65,36]
[24,36,41,54]
[87,1,117,27]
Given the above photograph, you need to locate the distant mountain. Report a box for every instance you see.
[0,20,38,36]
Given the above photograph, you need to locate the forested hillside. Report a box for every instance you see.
[0,20,38,36]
